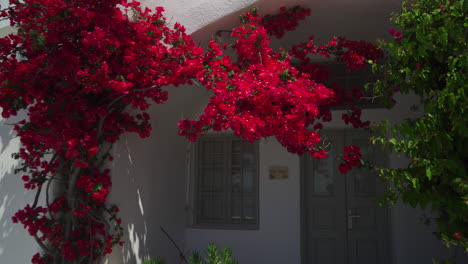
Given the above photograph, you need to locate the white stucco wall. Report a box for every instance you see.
[0,114,39,264]
[1,0,466,263]
[106,82,208,263]
[181,95,467,264]
[137,1,465,264]
[0,12,39,262]
[185,140,302,264]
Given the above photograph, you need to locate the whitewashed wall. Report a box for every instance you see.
[0,8,40,260]
[133,1,466,264]
[183,93,467,264]
[1,0,466,264]
[107,84,211,263]
[0,114,39,264]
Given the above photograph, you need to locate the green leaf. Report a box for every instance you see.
[425,167,432,180]
[416,26,425,43]
[439,27,448,46]
[446,157,466,176]
[411,177,420,190]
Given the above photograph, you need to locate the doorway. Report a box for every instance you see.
[301,130,390,264]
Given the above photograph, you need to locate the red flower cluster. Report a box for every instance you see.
[179,12,336,155]
[335,37,384,72]
[76,169,112,205]
[289,35,382,125]
[342,107,370,128]
[1,2,381,262]
[1,0,202,262]
[262,6,311,39]
[179,9,381,157]
[388,28,403,41]
[339,145,362,174]
[11,205,48,236]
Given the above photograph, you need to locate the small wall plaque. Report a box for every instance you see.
[269,166,288,180]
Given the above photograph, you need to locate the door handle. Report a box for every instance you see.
[347,209,361,230]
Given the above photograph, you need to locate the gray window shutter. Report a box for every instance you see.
[195,135,259,229]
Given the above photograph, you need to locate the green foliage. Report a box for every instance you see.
[142,258,166,264]
[369,0,467,251]
[144,245,237,264]
[189,245,237,264]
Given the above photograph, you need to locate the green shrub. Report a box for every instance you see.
[144,244,237,264]
[189,245,237,264]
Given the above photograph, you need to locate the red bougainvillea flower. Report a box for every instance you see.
[1,0,203,262]
[178,9,379,159]
[453,232,462,240]
[0,2,380,262]
[310,149,328,160]
[388,28,403,41]
[262,6,311,39]
[339,145,362,174]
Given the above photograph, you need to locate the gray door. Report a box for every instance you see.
[302,130,389,264]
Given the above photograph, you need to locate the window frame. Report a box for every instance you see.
[192,134,260,230]
[324,62,385,110]
[291,60,385,109]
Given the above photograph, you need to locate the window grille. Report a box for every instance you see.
[194,135,259,229]
[321,62,385,109]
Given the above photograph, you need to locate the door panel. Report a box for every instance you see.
[354,239,378,263]
[346,132,389,264]
[303,130,388,264]
[312,238,338,264]
[304,131,347,264]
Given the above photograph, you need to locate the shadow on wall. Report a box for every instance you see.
[390,200,468,264]
[105,132,151,264]
[0,25,38,263]
[0,115,38,264]
[189,0,404,54]
[106,85,206,264]
[189,0,307,43]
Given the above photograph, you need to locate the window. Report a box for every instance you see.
[321,62,385,109]
[194,135,259,229]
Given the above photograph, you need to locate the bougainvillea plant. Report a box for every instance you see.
[368,0,467,252]
[0,0,383,263]
[1,0,204,262]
